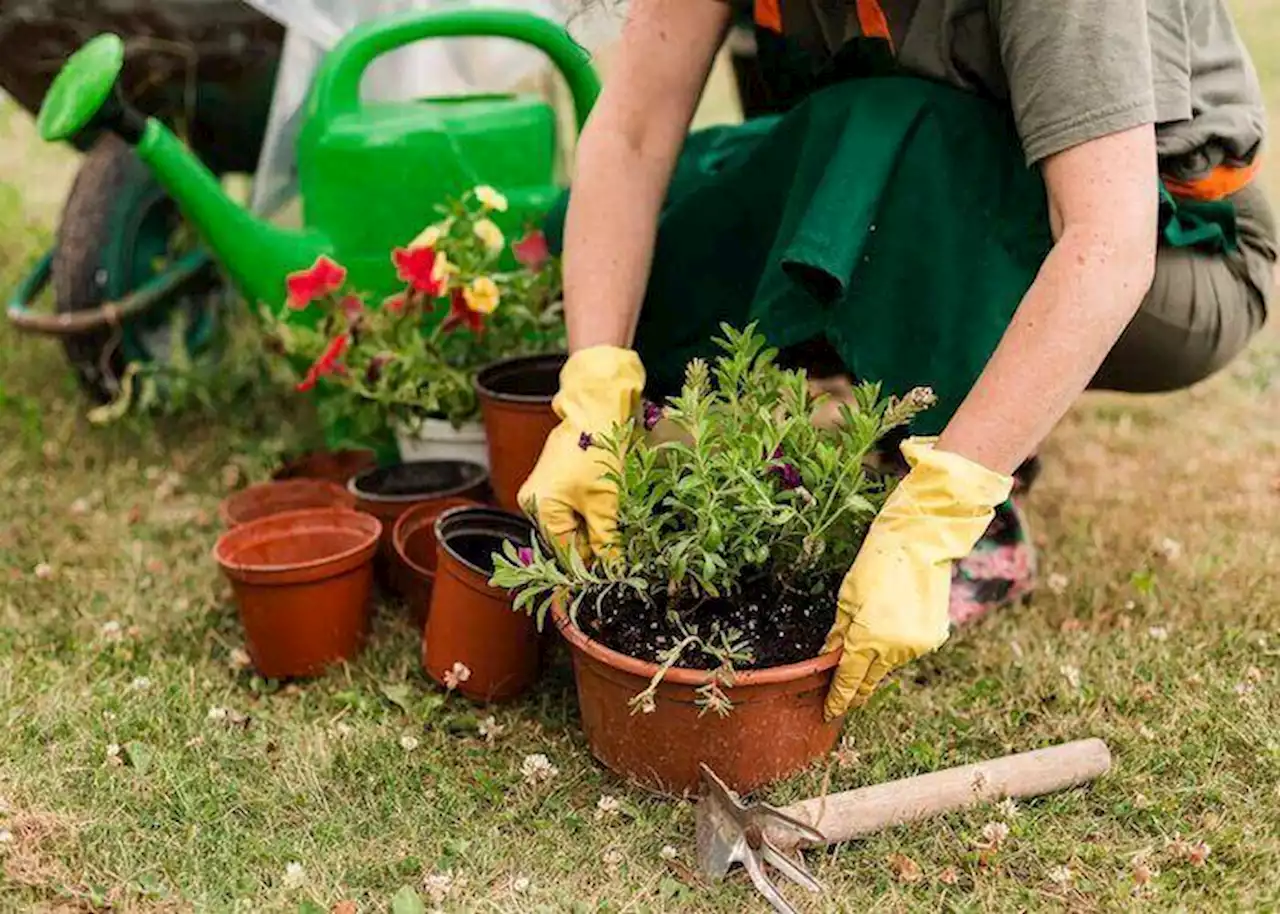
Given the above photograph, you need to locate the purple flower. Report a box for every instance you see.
[769,444,784,460]
[768,462,803,490]
[517,547,534,567]
[578,432,593,451]
[642,400,665,431]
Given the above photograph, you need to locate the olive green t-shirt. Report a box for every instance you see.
[757,0,1266,181]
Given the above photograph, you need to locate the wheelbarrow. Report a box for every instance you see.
[0,0,283,401]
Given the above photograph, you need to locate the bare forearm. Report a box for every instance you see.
[937,229,1155,474]
[562,122,675,352]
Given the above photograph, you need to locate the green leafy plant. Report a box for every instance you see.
[493,324,933,713]
[260,186,564,445]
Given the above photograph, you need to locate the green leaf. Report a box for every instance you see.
[124,741,152,775]
[297,902,326,914]
[390,885,426,914]
[381,683,413,714]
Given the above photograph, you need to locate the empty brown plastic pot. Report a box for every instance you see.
[424,506,540,703]
[389,496,481,626]
[219,479,356,528]
[553,603,843,796]
[273,449,378,485]
[349,461,490,553]
[213,509,381,679]
[475,354,566,512]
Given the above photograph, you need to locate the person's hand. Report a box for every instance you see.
[518,347,645,556]
[822,438,1013,719]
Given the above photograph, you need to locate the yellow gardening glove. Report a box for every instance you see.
[823,438,1013,719]
[518,347,645,556]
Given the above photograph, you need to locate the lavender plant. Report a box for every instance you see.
[492,324,932,713]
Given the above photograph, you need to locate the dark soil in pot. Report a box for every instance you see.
[577,569,841,670]
[475,354,566,513]
[349,460,489,562]
[424,507,541,702]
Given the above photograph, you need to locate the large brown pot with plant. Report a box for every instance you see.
[475,353,566,512]
[553,602,842,795]
[425,506,540,703]
[213,508,381,678]
[219,479,356,528]
[390,496,482,625]
[492,325,935,795]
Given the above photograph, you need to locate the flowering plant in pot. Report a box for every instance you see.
[491,325,933,794]
[260,186,564,462]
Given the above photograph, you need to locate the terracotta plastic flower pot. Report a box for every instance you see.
[272,449,378,485]
[475,353,566,512]
[213,509,381,678]
[349,460,490,557]
[389,496,482,626]
[424,506,540,703]
[553,603,843,796]
[219,479,357,528]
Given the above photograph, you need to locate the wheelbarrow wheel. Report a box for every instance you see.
[53,136,222,402]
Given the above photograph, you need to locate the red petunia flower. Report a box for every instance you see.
[512,230,550,269]
[296,333,350,392]
[392,246,445,296]
[286,256,347,309]
[441,288,485,336]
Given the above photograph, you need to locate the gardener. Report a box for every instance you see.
[520,0,1276,719]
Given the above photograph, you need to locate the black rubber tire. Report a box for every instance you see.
[52,136,176,402]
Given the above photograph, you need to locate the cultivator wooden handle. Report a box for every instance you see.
[769,738,1112,850]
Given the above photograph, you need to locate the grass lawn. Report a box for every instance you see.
[2,4,1279,912]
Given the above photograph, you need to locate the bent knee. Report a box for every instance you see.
[1092,246,1268,393]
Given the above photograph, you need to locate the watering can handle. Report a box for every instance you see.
[312,8,601,131]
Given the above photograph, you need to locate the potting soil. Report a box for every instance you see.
[577,570,840,669]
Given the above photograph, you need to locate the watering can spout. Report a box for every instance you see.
[37,34,328,308]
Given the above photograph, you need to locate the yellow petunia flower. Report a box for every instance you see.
[463,276,501,314]
[474,185,509,213]
[473,218,505,254]
[409,221,447,249]
[431,251,458,285]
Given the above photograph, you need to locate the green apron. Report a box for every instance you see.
[545,74,1237,437]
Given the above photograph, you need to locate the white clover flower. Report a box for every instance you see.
[477,716,505,743]
[130,676,151,691]
[595,795,621,820]
[980,821,1010,849]
[1060,664,1082,690]
[283,862,305,889]
[1147,626,1169,642]
[659,845,679,861]
[521,753,558,786]
[443,662,472,691]
[1047,865,1072,886]
[400,735,420,752]
[33,563,53,580]
[1047,573,1069,595]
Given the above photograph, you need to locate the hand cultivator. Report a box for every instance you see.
[696,739,1113,913]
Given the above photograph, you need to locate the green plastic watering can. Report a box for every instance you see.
[36,8,600,312]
